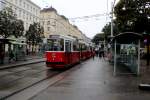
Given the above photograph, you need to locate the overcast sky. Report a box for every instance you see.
[31,0,119,38]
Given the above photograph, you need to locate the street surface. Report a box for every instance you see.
[0,62,62,99]
[3,57,150,100]
[29,57,150,100]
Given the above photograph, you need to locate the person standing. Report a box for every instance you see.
[9,50,15,63]
[0,49,4,64]
[92,50,95,60]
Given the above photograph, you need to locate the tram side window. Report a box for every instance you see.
[82,44,87,51]
[73,41,79,51]
[65,40,71,52]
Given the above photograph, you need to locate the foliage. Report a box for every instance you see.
[0,8,15,38]
[11,19,24,38]
[101,0,150,42]
[92,33,105,45]
[25,22,44,45]
[114,0,150,33]
[102,21,119,42]
[0,7,24,38]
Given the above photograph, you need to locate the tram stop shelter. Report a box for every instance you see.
[111,32,143,76]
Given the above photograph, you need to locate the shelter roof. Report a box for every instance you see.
[112,32,143,44]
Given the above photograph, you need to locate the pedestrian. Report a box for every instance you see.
[92,50,95,60]
[0,50,4,64]
[26,49,29,55]
[9,50,15,63]
[22,50,26,61]
[98,49,101,58]
[101,50,105,60]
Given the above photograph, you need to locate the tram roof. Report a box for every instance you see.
[48,34,76,41]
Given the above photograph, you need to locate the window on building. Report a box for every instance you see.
[33,8,35,13]
[19,0,21,6]
[33,17,35,22]
[23,2,25,8]
[47,27,50,31]
[15,7,17,12]
[51,20,56,26]
[26,22,28,29]
[15,0,17,4]
[47,21,50,25]
[27,4,29,10]
[30,15,32,20]
[26,14,28,20]
[23,11,25,19]
[19,10,21,17]
[10,6,12,9]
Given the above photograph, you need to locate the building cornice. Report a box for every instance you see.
[25,0,41,9]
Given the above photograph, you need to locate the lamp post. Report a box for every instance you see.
[111,0,116,76]
[111,0,116,38]
[143,32,150,66]
[111,2,114,38]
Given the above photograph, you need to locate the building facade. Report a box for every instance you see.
[0,0,5,10]
[40,7,83,41]
[2,0,41,31]
[0,0,41,55]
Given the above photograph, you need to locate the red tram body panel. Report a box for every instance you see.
[46,51,80,68]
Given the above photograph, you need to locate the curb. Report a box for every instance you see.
[0,59,45,70]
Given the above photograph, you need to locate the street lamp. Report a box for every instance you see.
[111,0,116,38]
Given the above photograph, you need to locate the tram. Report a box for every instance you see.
[45,34,93,69]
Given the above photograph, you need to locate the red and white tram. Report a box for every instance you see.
[45,34,93,69]
[45,35,80,68]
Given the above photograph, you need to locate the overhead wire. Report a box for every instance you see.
[69,13,110,22]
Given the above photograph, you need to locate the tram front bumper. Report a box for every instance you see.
[46,61,65,68]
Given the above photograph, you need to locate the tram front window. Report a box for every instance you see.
[47,39,64,51]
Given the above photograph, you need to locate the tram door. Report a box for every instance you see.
[65,40,72,65]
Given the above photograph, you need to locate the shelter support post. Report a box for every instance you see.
[113,40,117,76]
[137,40,140,75]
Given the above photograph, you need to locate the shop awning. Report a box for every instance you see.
[10,41,26,45]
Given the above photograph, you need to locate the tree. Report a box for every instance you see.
[0,7,24,38]
[12,19,24,38]
[102,21,119,42]
[114,0,150,33]
[92,33,105,45]
[0,7,16,38]
[25,22,44,52]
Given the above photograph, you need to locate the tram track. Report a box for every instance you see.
[0,62,64,99]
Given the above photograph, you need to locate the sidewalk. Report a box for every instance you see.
[29,57,150,100]
[0,55,45,70]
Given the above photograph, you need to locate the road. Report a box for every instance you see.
[2,57,150,100]
[0,62,62,99]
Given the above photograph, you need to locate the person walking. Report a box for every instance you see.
[0,50,4,64]
[9,50,15,63]
[92,50,95,60]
